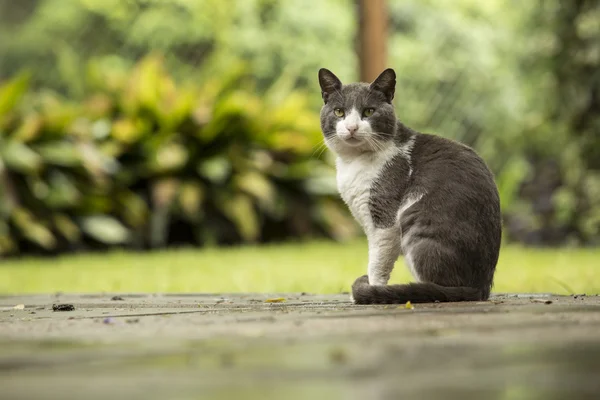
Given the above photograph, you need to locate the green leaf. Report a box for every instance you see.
[11,208,56,250]
[148,140,189,173]
[13,114,44,142]
[111,118,148,144]
[0,220,16,255]
[156,88,196,132]
[0,72,30,121]
[234,171,276,211]
[45,171,81,208]
[178,181,204,221]
[80,215,131,245]
[53,214,81,243]
[304,173,338,196]
[0,140,43,173]
[35,141,81,167]
[38,94,79,135]
[121,54,164,114]
[197,157,231,183]
[217,193,259,242]
[314,199,358,241]
[117,191,148,228]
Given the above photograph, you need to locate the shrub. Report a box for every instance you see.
[0,55,357,256]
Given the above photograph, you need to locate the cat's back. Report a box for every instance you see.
[409,132,498,196]
[405,131,501,250]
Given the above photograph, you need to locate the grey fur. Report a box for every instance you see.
[319,69,396,143]
[318,68,502,304]
[369,152,411,228]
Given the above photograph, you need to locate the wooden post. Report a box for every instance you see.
[357,0,388,82]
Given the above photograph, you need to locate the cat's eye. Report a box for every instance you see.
[363,108,375,117]
[334,108,344,117]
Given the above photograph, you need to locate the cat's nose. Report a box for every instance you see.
[346,125,358,135]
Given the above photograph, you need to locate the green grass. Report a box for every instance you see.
[1,239,598,295]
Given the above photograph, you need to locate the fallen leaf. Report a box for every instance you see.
[405,301,414,310]
[265,298,286,303]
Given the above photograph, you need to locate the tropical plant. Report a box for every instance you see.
[0,55,357,256]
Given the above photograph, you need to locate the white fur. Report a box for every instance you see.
[329,124,423,290]
[336,108,365,138]
[336,146,399,231]
[397,193,424,282]
[398,135,416,177]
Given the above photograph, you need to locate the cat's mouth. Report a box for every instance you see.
[341,136,364,146]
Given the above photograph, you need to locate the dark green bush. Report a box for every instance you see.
[0,55,357,256]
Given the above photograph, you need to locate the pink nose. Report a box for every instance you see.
[346,125,358,135]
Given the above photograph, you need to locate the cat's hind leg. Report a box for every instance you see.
[367,228,402,286]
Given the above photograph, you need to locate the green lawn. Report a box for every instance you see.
[1,240,598,295]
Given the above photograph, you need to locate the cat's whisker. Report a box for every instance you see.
[364,135,385,153]
[310,140,327,157]
[317,145,329,158]
[317,141,331,158]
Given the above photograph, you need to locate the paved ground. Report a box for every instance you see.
[1,292,600,400]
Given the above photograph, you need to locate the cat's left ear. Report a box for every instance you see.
[369,68,396,103]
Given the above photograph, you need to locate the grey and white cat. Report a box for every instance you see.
[318,68,502,304]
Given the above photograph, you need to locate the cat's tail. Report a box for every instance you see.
[351,275,483,304]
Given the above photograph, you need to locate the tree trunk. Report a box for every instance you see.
[357,0,388,82]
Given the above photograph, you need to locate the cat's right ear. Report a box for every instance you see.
[318,68,342,104]
[369,68,396,103]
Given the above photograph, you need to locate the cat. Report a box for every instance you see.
[318,68,502,304]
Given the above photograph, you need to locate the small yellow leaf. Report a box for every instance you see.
[265,298,286,303]
[405,301,414,310]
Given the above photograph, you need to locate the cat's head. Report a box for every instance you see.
[318,68,397,156]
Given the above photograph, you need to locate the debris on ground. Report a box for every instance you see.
[52,304,75,312]
[329,347,348,365]
[111,296,125,301]
[220,352,235,368]
[13,304,25,310]
[531,299,553,305]
[103,318,114,324]
[404,301,414,310]
[265,298,286,303]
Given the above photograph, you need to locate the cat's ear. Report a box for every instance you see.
[318,68,342,104]
[369,68,396,103]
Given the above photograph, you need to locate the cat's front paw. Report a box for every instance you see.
[353,274,370,286]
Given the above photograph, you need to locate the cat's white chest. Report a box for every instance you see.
[336,148,398,231]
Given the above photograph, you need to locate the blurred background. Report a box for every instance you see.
[0,0,598,265]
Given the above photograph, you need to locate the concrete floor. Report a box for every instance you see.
[1,292,600,400]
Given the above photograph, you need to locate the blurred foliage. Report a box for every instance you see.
[0,0,598,249]
[0,55,357,256]
[505,0,600,246]
[0,0,356,98]
[386,0,599,246]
